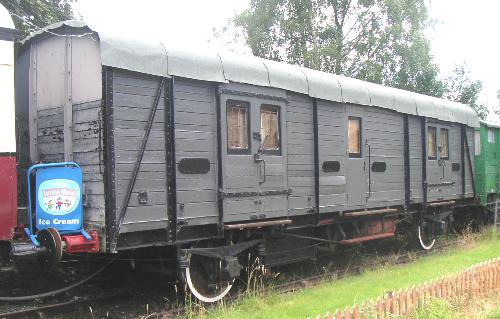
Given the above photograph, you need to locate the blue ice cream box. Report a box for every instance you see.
[35,166,83,232]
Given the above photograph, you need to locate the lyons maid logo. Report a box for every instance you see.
[38,179,81,216]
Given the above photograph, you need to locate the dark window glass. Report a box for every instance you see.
[260,105,281,154]
[322,161,340,172]
[226,100,250,154]
[428,126,437,159]
[371,161,387,172]
[348,117,361,158]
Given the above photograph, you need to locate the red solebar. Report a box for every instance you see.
[0,155,17,241]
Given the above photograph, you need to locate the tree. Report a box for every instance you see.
[0,0,75,39]
[233,0,445,97]
[444,64,487,120]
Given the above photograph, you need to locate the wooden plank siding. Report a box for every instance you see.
[316,100,348,212]
[174,78,219,226]
[111,70,168,233]
[36,100,106,237]
[286,93,315,216]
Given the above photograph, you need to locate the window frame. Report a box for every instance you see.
[226,99,251,155]
[440,128,449,160]
[488,129,495,143]
[427,126,437,160]
[259,104,282,156]
[347,116,362,158]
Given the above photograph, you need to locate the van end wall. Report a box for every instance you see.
[26,34,106,250]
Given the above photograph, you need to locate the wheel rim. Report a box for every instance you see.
[36,228,63,271]
[418,224,436,250]
[184,254,234,303]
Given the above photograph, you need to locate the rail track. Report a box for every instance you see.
[0,232,478,318]
[0,291,127,318]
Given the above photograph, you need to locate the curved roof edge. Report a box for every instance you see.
[20,20,479,128]
[479,120,500,129]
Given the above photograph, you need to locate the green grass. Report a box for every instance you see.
[485,308,500,319]
[204,230,500,319]
[407,292,500,319]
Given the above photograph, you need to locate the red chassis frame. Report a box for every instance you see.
[0,155,17,241]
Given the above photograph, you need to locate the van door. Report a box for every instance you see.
[256,103,288,220]
[221,96,288,223]
[426,124,452,201]
[345,116,367,207]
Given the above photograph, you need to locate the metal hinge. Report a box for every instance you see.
[219,188,292,199]
[426,181,456,187]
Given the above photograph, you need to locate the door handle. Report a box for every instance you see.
[254,153,266,184]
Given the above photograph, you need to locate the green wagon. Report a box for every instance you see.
[474,120,500,206]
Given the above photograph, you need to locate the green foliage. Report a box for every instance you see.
[0,0,75,39]
[234,0,445,96]
[412,299,455,319]
[230,0,487,114]
[444,64,488,120]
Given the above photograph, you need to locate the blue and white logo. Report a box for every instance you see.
[38,179,81,216]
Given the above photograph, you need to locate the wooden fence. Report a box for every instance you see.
[314,257,500,319]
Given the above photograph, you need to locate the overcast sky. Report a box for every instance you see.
[73,0,499,116]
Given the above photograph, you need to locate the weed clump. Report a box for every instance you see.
[411,299,455,319]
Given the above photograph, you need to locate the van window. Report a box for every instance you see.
[227,100,250,154]
[348,117,361,158]
[260,105,281,154]
[488,129,495,143]
[440,128,449,159]
[428,126,437,159]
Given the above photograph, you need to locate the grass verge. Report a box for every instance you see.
[407,292,500,319]
[198,229,500,319]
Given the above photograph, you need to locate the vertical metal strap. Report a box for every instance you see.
[166,78,177,242]
[29,43,38,162]
[461,124,466,197]
[164,78,174,242]
[63,36,73,161]
[421,117,427,211]
[111,78,166,250]
[312,99,320,220]
[403,115,410,210]
[215,85,224,234]
[367,143,371,199]
[463,127,477,197]
[102,67,116,252]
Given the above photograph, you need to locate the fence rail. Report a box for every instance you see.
[314,257,500,319]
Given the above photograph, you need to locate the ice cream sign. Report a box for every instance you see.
[35,166,83,231]
[38,179,80,215]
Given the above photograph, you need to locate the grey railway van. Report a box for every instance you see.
[15,21,479,257]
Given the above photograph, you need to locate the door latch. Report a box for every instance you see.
[254,153,266,184]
